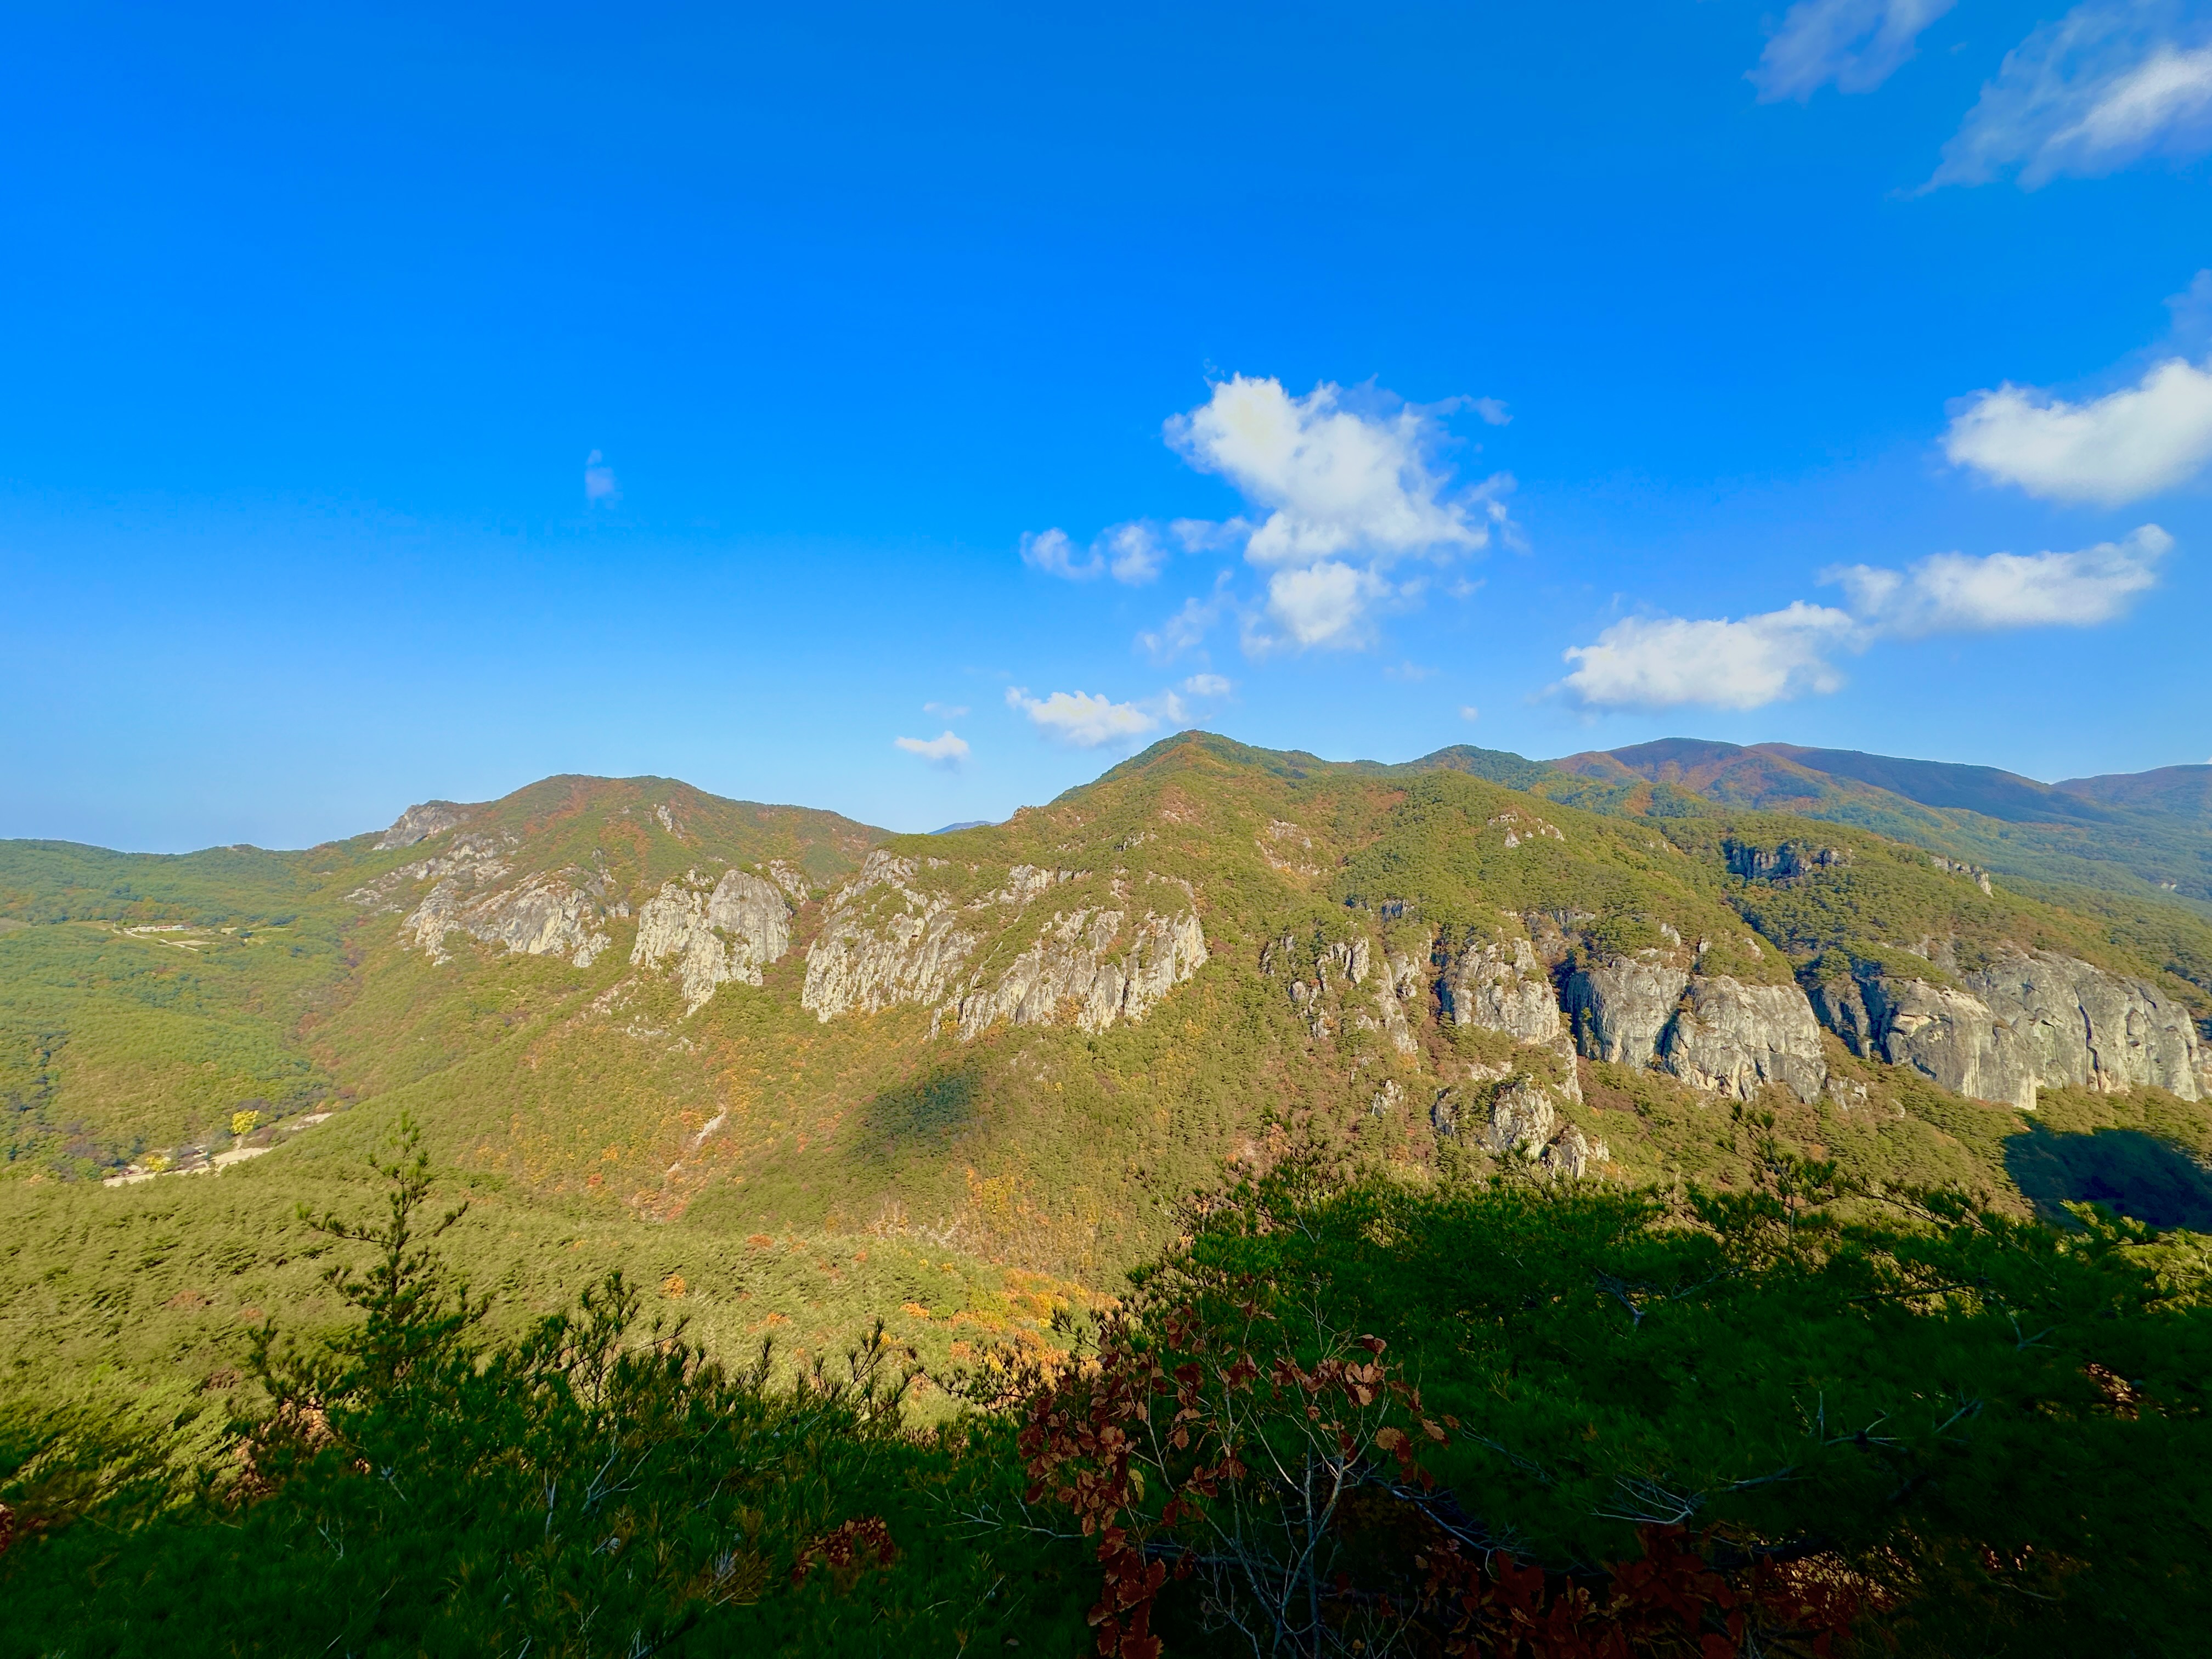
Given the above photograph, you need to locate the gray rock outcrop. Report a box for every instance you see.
[1810,970,2035,1111]
[1374,951,1423,1057]
[402,868,610,969]
[1964,951,2202,1102]
[802,851,1207,1037]
[1658,976,1827,1104]
[375,802,466,850]
[1566,953,1690,1066]
[949,909,1208,1039]
[1430,1077,1607,1175]
[802,853,980,1022]
[1541,1124,1609,1178]
[631,869,795,1012]
[1440,935,1564,1043]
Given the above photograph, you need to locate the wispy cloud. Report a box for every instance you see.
[923,701,970,718]
[1557,529,2172,710]
[584,449,620,504]
[1932,1,2212,188]
[1019,521,1178,585]
[1459,705,1481,721]
[1180,673,1232,697]
[894,731,970,766]
[1751,0,1955,101]
[1005,687,1164,749]
[1831,526,2172,633]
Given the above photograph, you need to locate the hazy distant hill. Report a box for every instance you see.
[2056,762,2212,823]
[1536,737,2212,907]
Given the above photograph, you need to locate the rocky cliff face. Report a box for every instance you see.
[1566,955,1690,1066]
[1563,955,1830,1103]
[800,851,1207,1039]
[1440,934,1564,1043]
[949,907,1209,1040]
[802,853,981,1022]
[1810,970,2035,1111]
[1658,976,1827,1104]
[401,867,611,969]
[631,868,795,1013]
[1804,949,2206,1110]
[1964,951,2203,1102]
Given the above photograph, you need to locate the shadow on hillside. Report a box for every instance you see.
[2005,1125,2212,1232]
[854,1063,986,1156]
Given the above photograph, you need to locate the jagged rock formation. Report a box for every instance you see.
[1566,954,1690,1066]
[631,869,795,1013]
[1374,951,1423,1057]
[1261,932,1370,1041]
[802,853,983,1021]
[1721,837,1848,884]
[1809,971,2035,1111]
[1542,1124,1608,1177]
[949,909,1209,1039]
[1439,934,1563,1043]
[403,868,610,969]
[374,801,466,850]
[1658,977,1827,1104]
[801,851,1207,1037]
[1430,1077,1608,1174]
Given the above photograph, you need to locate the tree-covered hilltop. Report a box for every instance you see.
[4,1122,2205,1657]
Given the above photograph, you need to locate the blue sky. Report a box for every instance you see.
[4,1,2210,850]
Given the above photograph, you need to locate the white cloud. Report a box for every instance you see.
[1165,375,1514,651]
[923,701,970,718]
[1005,686,1161,749]
[894,731,971,766]
[1751,0,1955,101]
[584,449,619,504]
[1258,561,1391,651]
[1831,524,2172,632]
[1944,356,2212,503]
[1560,603,1860,711]
[1471,398,1511,426]
[1020,521,1171,585]
[1559,528,2174,710]
[1181,673,1232,696]
[1932,2,2212,188]
[1459,705,1481,721]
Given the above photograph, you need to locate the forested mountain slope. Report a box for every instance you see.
[5,731,2212,1466]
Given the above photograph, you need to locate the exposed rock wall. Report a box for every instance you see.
[631,869,795,1012]
[402,870,610,969]
[1658,977,1827,1104]
[802,851,1207,1037]
[1566,955,1689,1066]
[803,854,979,1022]
[1440,935,1564,1043]
[1964,951,2203,1102]
[1430,1077,1608,1175]
[375,801,466,850]
[1812,971,2035,1111]
[950,909,1207,1039]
